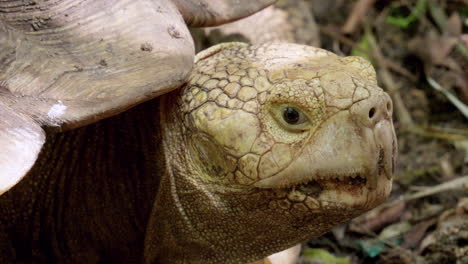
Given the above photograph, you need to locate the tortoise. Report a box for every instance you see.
[0,0,397,263]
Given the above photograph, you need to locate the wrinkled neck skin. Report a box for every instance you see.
[146,91,359,264]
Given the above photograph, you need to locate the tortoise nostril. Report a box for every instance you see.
[368,107,376,119]
[353,93,393,127]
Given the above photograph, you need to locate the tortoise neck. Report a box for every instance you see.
[0,98,164,260]
[144,90,206,263]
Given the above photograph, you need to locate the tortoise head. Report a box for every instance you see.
[154,42,397,263]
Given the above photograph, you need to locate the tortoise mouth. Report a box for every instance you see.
[294,174,368,198]
[265,172,382,212]
[265,150,390,211]
[270,172,369,201]
[264,145,388,196]
[265,154,392,211]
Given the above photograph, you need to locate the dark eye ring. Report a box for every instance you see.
[283,106,301,124]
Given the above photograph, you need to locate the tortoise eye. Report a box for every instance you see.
[283,107,299,124]
[283,106,306,125]
[270,104,310,133]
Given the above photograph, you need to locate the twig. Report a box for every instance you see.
[404,125,468,141]
[427,77,468,119]
[379,175,468,213]
[342,0,376,34]
[405,175,468,201]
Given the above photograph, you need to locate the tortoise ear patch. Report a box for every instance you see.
[0,103,45,195]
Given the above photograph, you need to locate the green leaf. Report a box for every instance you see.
[386,0,427,28]
[351,30,373,63]
[378,221,412,241]
[356,239,387,258]
[460,6,468,17]
[302,248,350,264]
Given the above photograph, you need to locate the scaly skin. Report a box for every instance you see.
[0,42,396,264]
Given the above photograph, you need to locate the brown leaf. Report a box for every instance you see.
[462,34,468,48]
[401,218,437,249]
[418,232,436,254]
[446,13,462,37]
[430,36,458,65]
[350,201,406,233]
[408,30,458,68]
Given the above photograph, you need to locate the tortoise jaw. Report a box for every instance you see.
[268,172,369,200]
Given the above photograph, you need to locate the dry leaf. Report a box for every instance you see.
[350,201,406,233]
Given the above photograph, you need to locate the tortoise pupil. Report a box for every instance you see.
[283,107,300,124]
